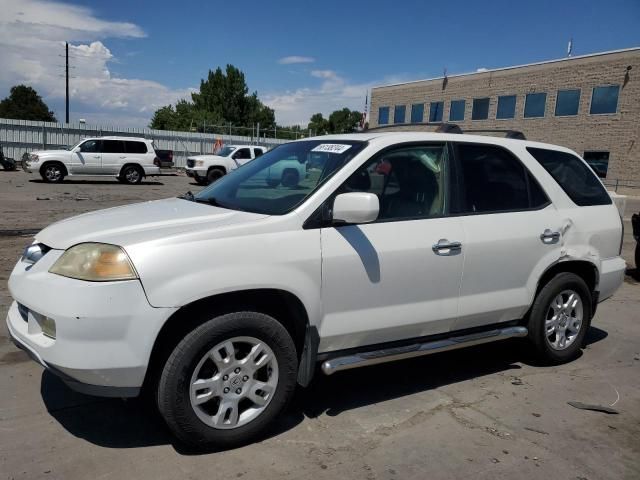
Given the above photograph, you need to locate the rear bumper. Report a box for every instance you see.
[598,256,626,302]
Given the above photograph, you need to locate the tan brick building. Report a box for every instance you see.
[369,48,640,182]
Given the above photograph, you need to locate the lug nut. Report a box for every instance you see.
[234,368,241,374]
[235,388,242,394]
[223,375,228,381]
[223,387,230,393]
[242,376,249,381]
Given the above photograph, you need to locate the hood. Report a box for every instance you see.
[33,149,71,157]
[36,197,268,250]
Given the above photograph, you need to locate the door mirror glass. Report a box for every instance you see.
[333,192,379,225]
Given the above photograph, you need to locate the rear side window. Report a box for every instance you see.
[101,140,125,153]
[253,148,264,158]
[125,141,148,154]
[453,144,549,214]
[526,147,611,206]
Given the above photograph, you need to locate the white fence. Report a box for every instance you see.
[0,118,287,167]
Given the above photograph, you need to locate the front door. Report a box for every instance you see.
[72,139,101,173]
[319,143,465,352]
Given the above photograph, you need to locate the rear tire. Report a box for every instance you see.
[207,168,225,184]
[527,272,592,364]
[121,165,143,184]
[40,162,65,183]
[157,311,298,449]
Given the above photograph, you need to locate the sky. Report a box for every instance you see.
[0,0,639,127]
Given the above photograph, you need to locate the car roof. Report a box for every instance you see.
[85,136,151,142]
[297,131,576,154]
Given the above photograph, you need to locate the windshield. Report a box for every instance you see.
[217,146,237,157]
[193,140,367,214]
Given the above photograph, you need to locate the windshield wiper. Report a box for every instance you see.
[178,191,195,201]
[179,191,229,208]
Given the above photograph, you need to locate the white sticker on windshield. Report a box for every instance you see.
[311,144,352,154]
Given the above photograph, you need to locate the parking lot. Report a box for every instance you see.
[1,170,639,480]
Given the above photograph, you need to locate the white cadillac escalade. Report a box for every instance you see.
[7,132,625,449]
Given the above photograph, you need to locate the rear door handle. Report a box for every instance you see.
[540,229,560,244]
[432,239,462,255]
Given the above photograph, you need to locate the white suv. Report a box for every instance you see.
[7,132,625,449]
[185,145,267,185]
[23,137,160,184]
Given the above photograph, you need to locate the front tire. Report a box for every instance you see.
[207,168,225,184]
[157,311,298,449]
[527,272,592,364]
[40,162,65,183]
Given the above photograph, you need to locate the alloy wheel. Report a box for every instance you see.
[45,165,62,181]
[544,289,583,350]
[189,336,279,430]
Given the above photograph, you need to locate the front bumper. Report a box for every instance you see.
[22,160,35,173]
[7,250,177,397]
[185,167,206,178]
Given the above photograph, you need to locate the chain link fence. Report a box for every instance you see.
[0,118,292,168]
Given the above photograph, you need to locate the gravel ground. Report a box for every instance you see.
[1,170,639,480]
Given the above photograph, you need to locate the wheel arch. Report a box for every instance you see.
[119,162,145,178]
[143,288,310,392]
[207,164,227,175]
[40,160,68,176]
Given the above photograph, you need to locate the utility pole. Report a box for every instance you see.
[65,42,70,124]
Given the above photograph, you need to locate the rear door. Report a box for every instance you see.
[100,140,126,174]
[319,142,465,352]
[451,142,562,330]
[124,140,151,170]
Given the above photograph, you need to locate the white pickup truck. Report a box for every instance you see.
[185,145,306,187]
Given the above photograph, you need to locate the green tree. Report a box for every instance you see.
[150,64,275,132]
[0,85,56,122]
[307,113,329,135]
[328,108,362,134]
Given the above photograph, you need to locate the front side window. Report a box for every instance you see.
[233,148,251,160]
[194,140,367,214]
[527,147,611,206]
[590,85,619,114]
[429,101,444,122]
[583,151,609,178]
[453,143,548,214]
[101,140,125,153]
[340,144,447,221]
[410,103,424,123]
[524,93,547,118]
[471,98,490,120]
[79,140,99,153]
[555,89,580,116]
[496,95,516,119]
[378,107,390,125]
[449,99,465,121]
[394,105,406,124]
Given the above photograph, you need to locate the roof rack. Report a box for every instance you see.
[462,129,526,140]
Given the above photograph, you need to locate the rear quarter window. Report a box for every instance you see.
[125,141,148,154]
[526,147,611,206]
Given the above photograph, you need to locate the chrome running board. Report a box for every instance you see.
[321,326,528,375]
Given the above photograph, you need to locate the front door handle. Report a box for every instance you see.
[432,239,462,255]
[540,229,560,244]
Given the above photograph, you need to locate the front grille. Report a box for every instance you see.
[187,159,195,168]
[17,303,28,322]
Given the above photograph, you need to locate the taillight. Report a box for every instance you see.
[168,152,173,161]
[154,157,160,166]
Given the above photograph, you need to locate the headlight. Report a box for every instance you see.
[49,243,138,281]
[195,160,204,167]
[29,153,39,162]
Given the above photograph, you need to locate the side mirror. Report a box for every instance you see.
[332,192,379,225]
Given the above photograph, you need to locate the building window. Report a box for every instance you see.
[410,103,424,123]
[429,101,444,122]
[555,89,581,116]
[583,151,610,178]
[378,106,389,125]
[394,105,406,124]
[590,85,620,114]
[471,98,490,120]
[496,95,516,119]
[449,99,465,121]
[524,92,547,118]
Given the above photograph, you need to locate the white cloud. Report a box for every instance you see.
[0,0,192,127]
[278,56,315,65]
[264,70,409,126]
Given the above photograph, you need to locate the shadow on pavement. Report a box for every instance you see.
[41,326,608,454]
